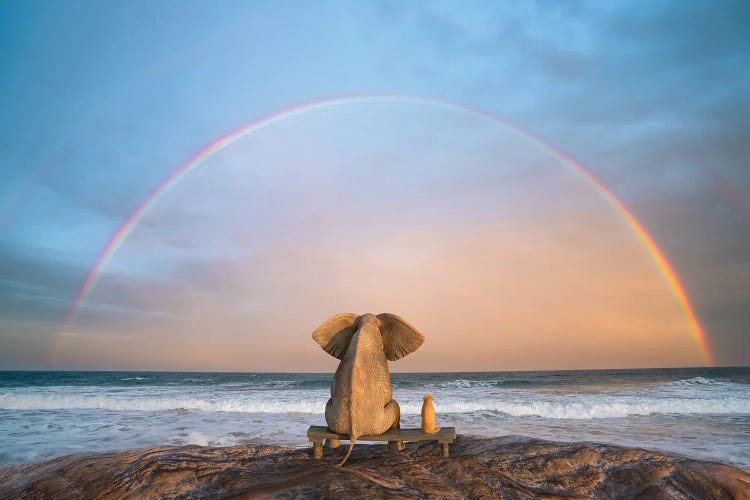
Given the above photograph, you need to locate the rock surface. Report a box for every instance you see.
[1,435,748,499]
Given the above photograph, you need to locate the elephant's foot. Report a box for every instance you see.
[385,400,403,450]
[325,438,341,448]
[388,440,405,451]
[385,399,401,430]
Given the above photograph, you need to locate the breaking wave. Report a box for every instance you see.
[419,397,750,419]
[428,379,516,389]
[0,392,325,413]
[1,391,748,418]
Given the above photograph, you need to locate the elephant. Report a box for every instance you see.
[312,312,425,466]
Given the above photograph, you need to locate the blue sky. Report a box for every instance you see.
[1,1,748,370]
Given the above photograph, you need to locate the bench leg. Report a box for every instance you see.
[441,443,449,458]
[313,441,323,459]
[388,440,405,451]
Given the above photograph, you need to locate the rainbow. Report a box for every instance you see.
[51,93,714,365]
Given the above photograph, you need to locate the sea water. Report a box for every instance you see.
[1,367,749,469]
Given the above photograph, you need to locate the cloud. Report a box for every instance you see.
[1,1,748,368]
[0,244,83,326]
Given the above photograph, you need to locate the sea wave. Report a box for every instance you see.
[427,379,528,389]
[216,379,332,390]
[667,377,737,387]
[421,397,750,419]
[681,377,717,384]
[429,377,749,391]
[653,378,749,396]
[1,391,749,418]
[0,393,325,413]
[431,379,498,389]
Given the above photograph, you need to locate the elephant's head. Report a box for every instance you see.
[312,313,424,465]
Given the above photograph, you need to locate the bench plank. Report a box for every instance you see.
[307,426,456,443]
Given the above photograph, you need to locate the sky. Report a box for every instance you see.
[0,1,748,371]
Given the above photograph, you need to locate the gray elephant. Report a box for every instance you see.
[312,312,425,466]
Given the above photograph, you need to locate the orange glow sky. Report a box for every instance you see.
[52,102,706,371]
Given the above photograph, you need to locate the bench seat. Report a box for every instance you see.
[306,425,456,459]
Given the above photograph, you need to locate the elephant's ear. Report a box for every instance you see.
[377,313,425,361]
[312,313,359,359]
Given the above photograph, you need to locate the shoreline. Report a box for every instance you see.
[2,435,748,499]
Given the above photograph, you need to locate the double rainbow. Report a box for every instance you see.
[52,94,714,365]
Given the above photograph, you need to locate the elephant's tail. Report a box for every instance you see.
[336,437,357,467]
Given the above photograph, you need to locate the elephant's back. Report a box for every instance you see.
[351,350,391,402]
[327,353,393,435]
[325,397,351,434]
[350,351,393,434]
[328,325,394,436]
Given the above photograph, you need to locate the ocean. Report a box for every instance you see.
[1,367,749,470]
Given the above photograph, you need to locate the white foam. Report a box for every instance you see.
[185,431,211,446]
[0,392,326,413]
[1,390,749,418]
[429,379,501,389]
[682,377,716,384]
[664,377,735,388]
[401,397,750,418]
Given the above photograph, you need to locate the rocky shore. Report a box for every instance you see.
[1,435,748,499]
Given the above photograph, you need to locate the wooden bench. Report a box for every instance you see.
[307,426,457,459]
